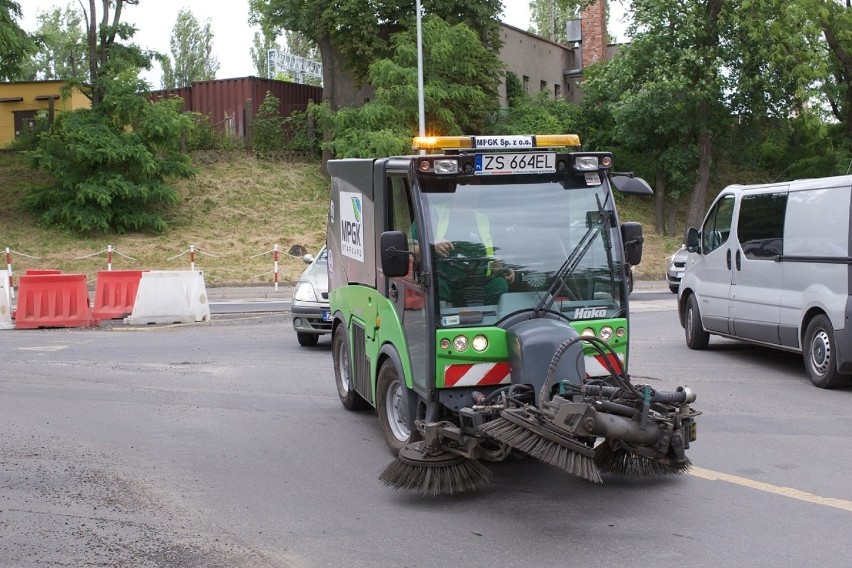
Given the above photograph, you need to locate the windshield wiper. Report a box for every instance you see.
[531,195,612,319]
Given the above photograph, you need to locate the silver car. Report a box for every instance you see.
[291,245,330,346]
[665,244,688,293]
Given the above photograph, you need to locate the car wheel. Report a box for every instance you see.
[376,361,421,456]
[297,332,319,347]
[332,329,368,410]
[684,294,710,350]
[804,315,848,389]
[669,284,679,294]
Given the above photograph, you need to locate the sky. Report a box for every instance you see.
[19,1,626,87]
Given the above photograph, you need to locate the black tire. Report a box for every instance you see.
[376,361,421,456]
[297,332,319,347]
[684,294,710,350]
[804,315,848,389]
[332,329,368,410]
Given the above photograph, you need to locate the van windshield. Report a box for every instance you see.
[421,177,627,327]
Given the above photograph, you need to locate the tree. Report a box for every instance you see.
[0,0,35,80]
[18,4,88,81]
[529,0,588,42]
[26,72,195,233]
[26,0,196,234]
[316,16,503,158]
[248,0,503,110]
[161,8,219,89]
[811,0,852,137]
[582,0,826,232]
[80,0,150,105]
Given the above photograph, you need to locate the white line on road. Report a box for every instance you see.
[690,466,852,513]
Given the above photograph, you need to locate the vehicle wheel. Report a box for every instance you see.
[376,361,421,456]
[297,332,319,347]
[804,315,848,389]
[669,284,679,294]
[684,294,710,350]
[332,329,368,410]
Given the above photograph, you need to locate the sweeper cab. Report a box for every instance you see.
[326,134,700,495]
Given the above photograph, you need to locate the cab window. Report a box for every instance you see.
[702,194,735,253]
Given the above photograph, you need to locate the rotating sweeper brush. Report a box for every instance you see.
[378,323,699,496]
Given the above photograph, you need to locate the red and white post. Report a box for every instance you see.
[107,244,113,271]
[273,244,279,291]
[5,247,14,300]
[190,245,196,271]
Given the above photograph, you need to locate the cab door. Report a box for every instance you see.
[385,174,432,396]
[690,193,736,334]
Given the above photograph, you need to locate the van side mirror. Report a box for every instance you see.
[686,227,700,253]
[621,222,644,265]
[380,231,411,278]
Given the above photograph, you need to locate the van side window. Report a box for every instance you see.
[701,194,735,253]
[737,192,787,260]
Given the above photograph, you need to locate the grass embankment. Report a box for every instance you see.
[0,150,681,287]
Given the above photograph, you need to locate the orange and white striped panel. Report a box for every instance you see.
[443,362,512,388]
[585,353,626,377]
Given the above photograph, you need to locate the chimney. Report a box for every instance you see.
[580,0,607,67]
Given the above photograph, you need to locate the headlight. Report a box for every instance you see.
[574,156,599,171]
[293,282,318,302]
[599,326,613,341]
[453,335,469,351]
[472,335,488,352]
[434,159,459,174]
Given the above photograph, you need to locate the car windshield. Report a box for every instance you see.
[422,177,627,327]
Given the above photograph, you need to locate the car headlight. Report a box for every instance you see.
[293,281,318,302]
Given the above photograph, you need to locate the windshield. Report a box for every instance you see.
[422,177,627,327]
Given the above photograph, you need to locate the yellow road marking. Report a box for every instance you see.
[690,466,852,513]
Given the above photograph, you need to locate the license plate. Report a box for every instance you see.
[321,310,331,322]
[475,152,555,175]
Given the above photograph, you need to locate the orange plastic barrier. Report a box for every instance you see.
[25,269,62,275]
[93,270,144,320]
[15,273,97,329]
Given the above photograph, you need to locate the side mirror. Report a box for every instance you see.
[621,222,644,265]
[686,227,700,253]
[611,175,654,195]
[380,231,410,278]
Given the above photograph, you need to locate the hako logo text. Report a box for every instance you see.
[574,306,607,319]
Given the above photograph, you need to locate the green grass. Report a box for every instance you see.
[0,150,680,287]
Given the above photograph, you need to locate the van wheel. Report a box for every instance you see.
[685,294,710,350]
[376,361,421,456]
[804,315,848,389]
[332,329,368,410]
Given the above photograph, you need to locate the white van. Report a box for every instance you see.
[678,175,852,389]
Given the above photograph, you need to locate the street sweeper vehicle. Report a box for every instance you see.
[326,134,700,496]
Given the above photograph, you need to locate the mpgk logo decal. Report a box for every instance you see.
[340,191,364,261]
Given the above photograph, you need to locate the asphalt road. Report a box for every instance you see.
[1,288,850,567]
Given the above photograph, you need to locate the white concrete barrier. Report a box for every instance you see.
[124,270,210,325]
[0,269,12,330]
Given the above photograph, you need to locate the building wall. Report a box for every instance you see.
[498,24,579,107]
[0,81,89,147]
